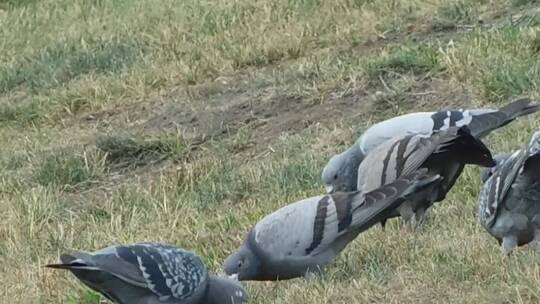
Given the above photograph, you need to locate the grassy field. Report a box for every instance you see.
[1,0,540,303]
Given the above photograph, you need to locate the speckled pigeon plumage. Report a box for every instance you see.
[479,131,540,255]
[322,98,539,193]
[46,242,247,304]
[357,126,495,227]
[223,170,440,281]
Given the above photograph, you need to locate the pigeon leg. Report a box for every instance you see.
[303,266,324,282]
[380,219,387,232]
[414,206,427,228]
[531,230,540,251]
[501,235,518,256]
[398,203,415,230]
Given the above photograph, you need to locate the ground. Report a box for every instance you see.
[1,0,540,303]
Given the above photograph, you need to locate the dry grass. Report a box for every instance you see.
[1,0,540,303]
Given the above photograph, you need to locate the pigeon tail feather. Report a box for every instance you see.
[499,98,540,120]
[468,98,540,138]
[45,254,99,271]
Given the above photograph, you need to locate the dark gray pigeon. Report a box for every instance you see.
[479,131,540,255]
[357,126,495,227]
[223,170,440,281]
[46,242,247,304]
[322,98,539,193]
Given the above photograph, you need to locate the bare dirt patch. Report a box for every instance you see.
[88,73,474,154]
[63,11,502,197]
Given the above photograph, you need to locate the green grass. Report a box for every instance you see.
[442,26,540,101]
[0,97,44,124]
[67,290,101,304]
[0,38,140,94]
[365,43,442,79]
[34,150,105,188]
[512,0,538,6]
[0,0,39,9]
[438,0,479,23]
[1,0,540,303]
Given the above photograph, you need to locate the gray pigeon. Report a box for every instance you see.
[356,126,495,227]
[46,242,247,304]
[322,98,539,193]
[479,131,540,255]
[223,170,441,281]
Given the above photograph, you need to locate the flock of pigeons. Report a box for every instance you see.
[46,98,540,303]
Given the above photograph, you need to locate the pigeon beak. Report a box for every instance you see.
[228,273,239,281]
[325,185,334,194]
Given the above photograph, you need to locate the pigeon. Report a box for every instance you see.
[322,98,539,193]
[223,169,441,281]
[479,131,540,255]
[356,126,495,227]
[46,242,247,304]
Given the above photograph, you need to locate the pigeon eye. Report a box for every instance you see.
[237,260,243,269]
[333,174,338,180]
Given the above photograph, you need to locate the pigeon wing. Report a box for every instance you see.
[310,169,437,255]
[358,130,447,192]
[479,150,527,227]
[91,243,209,302]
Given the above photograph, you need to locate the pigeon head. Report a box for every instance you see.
[223,244,261,281]
[206,275,248,304]
[321,144,364,193]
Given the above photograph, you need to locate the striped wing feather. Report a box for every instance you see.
[358,129,452,192]
[91,243,208,301]
[479,150,527,227]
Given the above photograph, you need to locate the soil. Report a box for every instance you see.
[72,11,516,176]
[57,5,536,205]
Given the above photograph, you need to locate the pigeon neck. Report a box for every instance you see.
[345,144,364,192]
[347,143,364,163]
[243,229,266,279]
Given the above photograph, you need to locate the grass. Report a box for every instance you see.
[34,150,104,188]
[95,133,189,168]
[0,0,39,9]
[365,43,442,79]
[437,0,480,24]
[512,0,538,6]
[442,26,540,101]
[0,38,140,94]
[1,0,540,303]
